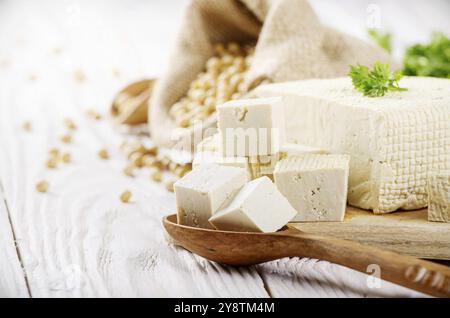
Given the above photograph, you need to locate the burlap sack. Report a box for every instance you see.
[150,0,392,148]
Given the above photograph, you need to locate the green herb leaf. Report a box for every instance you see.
[368,28,392,53]
[403,32,450,78]
[348,62,408,97]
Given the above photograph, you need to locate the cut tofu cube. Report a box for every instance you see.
[428,172,450,223]
[274,154,350,222]
[194,135,329,180]
[209,176,297,233]
[193,133,250,175]
[192,151,250,175]
[193,151,278,180]
[174,164,249,228]
[218,97,285,157]
[248,154,281,180]
[196,134,221,153]
[247,144,329,180]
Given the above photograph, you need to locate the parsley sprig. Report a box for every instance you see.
[348,62,407,97]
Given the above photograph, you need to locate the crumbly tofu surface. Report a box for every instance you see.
[274,154,350,222]
[209,177,297,233]
[174,164,249,228]
[428,172,450,223]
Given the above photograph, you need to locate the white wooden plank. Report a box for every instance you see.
[0,190,29,298]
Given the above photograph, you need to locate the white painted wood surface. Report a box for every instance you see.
[0,0,446,298]
[0,192,29,298]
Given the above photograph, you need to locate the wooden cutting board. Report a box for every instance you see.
[288,206,450,260]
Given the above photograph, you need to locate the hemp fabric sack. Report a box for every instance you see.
[149,0,392,148]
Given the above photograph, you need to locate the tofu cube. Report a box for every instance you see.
[428,172,450,223]
[209,176,297,233]
[248,154,281,180]
[218,97,285,157]
[193,133,250,175]
[192,151,250,176]
[174,164,249,228]
[279,143,329,159]
[274,154,350,222]
[247,144,329,180]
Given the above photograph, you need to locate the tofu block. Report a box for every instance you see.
[174,164,249,228]
[218,97,285,157]
[209,177,297,233]
[194,135,280,179]
[428,172,450,223]
[274,154,350,222]
[253,77,450,213]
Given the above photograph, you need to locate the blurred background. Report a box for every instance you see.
[0,0,449,108]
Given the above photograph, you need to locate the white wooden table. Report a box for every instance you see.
[1,0,447,298]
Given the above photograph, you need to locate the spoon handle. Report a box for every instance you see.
[282,229,450,297]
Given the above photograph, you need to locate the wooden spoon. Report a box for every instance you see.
[111,79,155,125]
[163,214,450,298]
